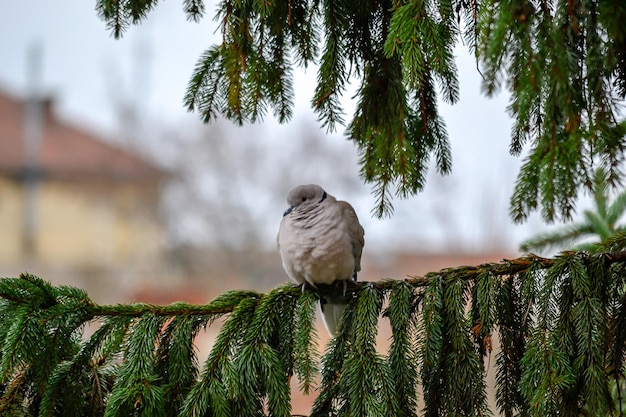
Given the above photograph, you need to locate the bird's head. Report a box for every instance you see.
[284,184,328,216]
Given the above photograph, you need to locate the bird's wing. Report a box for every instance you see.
[337,200,365,277]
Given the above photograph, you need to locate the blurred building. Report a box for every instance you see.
[0,88,167,300]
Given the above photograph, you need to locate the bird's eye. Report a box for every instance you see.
[301,197,307,202]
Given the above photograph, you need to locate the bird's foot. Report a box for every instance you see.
[333,280,348,296]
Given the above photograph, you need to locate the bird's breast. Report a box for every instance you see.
[285,223,354,284]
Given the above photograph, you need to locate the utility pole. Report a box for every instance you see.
[22,42,43,257]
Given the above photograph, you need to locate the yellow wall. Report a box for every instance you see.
[0,176,164,267]
[0,177,24,263]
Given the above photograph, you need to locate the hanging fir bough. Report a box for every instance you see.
[2,251,626,416]
[96,0,626,222]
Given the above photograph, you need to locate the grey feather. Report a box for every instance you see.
[277,184,365,336]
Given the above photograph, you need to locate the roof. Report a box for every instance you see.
[0,88,165,183]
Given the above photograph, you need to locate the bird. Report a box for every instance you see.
[277,184,365,336]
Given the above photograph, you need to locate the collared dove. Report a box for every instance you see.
[277,184,365,336]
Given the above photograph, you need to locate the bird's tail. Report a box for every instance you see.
[319,295,349,336]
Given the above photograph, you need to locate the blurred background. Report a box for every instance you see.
[0,2,544,305]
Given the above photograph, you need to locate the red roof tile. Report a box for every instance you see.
[0,88,165,182]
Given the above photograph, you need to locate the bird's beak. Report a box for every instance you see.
[283,206,294,217]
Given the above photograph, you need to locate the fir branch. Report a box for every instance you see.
[5,251,626,415]
[342,284,394,416]
[95,0,130,39]
[5,253,626,319]
[471,270,496,358]
[312,0,348,131]
[125,0,158,24]
[105,313,167,416]
[0,304,36,382]
[181,293,261,417]
[494,275,527,417]
[93,0,626,224]
[183,0,205,22]
[231,287,294,417]
[441,273,490,416]
[155,315,204,414]
[183,46,227,123]
[293,291,320,395]
[387,281,419,417]
[420,274,445,417]
[310,292,356,416]
[38,316,131,416]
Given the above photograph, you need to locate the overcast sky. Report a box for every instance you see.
[0,1,555,254]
